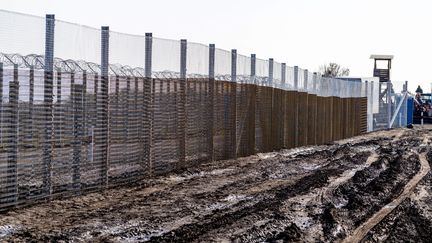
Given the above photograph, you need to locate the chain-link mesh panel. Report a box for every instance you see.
[286,66,295,91]
[108,76,147,184]
[273,61,282,88]
[186,79,211,164]
[213,81,235,160]
[331,97,343,141]
[15,69,36,206]
[347,98,355,138]
[0,67,19,209]
[307,71,316,94]
[237,54,251,82]
[255,86,272,153]
[0,10,45,56]
[51,71,75,195]
[307,94,317,145]
[80,73,102,190]
[297,91,308,147]
[151,78,184,174]
[152,38,181,76]
[187,43,209,78]
[55,20,101,64]
[256,58,269,86]
[284,91,298,148]
[227,82,236,159]
[324,96,333,143]
[342,98,349,139]
[235,83,255,157]
[215,49,231,79]
[109,31,145,69]
[271,88,284,150]
[297,68,306,92]
[316,96,325,145]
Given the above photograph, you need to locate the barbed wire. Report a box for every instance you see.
[0,52,287,83]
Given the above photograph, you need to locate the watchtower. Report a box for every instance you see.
[370,55,393,82]
[370,54,394,129]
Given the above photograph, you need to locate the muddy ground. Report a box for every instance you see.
[0,127,431,242]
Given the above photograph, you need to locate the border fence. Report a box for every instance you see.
[0,10,383,211]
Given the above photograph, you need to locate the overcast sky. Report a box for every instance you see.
[1,0,431,92]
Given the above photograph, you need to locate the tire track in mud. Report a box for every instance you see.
[229,151,379,243]
[130,145,359,241]
[361,148,432,242]
[0,142,357,242]
[145,149,373,242]
[343,137,431,243]
[146,168,341,242]
[316,132,424,242]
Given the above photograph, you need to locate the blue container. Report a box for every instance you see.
[407,97,413,125]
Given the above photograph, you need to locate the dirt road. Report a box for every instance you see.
[0,127,430,242]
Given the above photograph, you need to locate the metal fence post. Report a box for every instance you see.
[280,63,287,147]
[230,49,237,159]
[179,39,187,168]
[180,39,187,80]
[43,14,55,196]
[208,44,215,161]
[144,33,152,175]
[294,66,299,90]
[281,63,286,89]
[251,54,256,84]
[313,72,317,93]
[268,58,275,150]
[304,69,308,91]
[82,70,87,145]
[231,50,237,83]
[100,26,109,186]
[293,66,299,147]
[365,80,370,131]
[249,53,257,154]
[268,58,274,87]
[145,33,152,79]
[387,80,392,128]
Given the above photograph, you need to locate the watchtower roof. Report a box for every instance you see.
[370,55,394,60]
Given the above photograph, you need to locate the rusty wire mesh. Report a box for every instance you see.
[185,78,211,165]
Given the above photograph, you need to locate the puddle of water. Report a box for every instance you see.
[353,145,379,153]
[0,225,18,238]
[223,194,249,202]
[167,168,235,182]
[333,198,348,209]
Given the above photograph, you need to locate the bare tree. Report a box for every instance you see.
[319,63,350,78]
